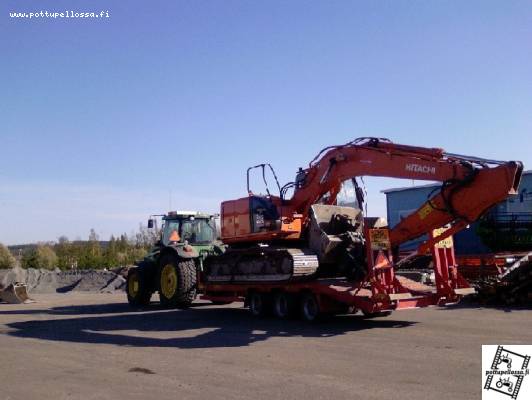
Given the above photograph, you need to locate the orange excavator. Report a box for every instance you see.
[204,137,522,284]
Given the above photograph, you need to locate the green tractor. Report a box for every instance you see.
[126,211,223,308]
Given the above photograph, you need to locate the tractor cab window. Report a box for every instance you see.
[250,196,279,233]
[162,220,181,245]
[180,219,216,244]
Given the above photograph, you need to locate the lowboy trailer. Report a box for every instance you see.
[199,223,474,321]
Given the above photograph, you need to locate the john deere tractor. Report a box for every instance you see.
[126,211,223,308]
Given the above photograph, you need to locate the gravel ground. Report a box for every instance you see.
[0,293,531,400]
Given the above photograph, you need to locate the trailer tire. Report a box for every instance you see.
[126,268,152,307]
[248,292,269,317]
[300,293,321,322]
[158,254,197,308]
[273,292,296,319]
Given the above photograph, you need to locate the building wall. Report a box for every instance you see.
[384,171,532,255]
[493,172,532,216]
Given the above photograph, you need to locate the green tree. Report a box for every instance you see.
[54,236,77,270]
[0,243,16,269]
[103,235,119,268]
[78,229,103,269]
[135,223,159,248]
[21,245,58,270]
[117,234,129,252]
[14,224,155,271]
[89,228,99,242]
[127,247,148,264]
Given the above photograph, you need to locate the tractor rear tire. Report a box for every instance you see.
[158,254,197,308]
[126,267,152,307]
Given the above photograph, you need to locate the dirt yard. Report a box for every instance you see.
[1,293,531,400]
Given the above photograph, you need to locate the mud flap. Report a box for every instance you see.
[0,282,34,304]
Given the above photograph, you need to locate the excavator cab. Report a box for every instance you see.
[221,162,303,241]
[249,196,280,233]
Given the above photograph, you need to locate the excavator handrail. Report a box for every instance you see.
[246,163,282,197]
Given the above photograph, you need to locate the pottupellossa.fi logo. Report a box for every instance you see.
[483,345,531,399]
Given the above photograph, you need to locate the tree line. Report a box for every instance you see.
[0,224,159,270]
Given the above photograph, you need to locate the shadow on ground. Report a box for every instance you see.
[3,302,416,349]
[434,296,532,313]
[0,301,213,316]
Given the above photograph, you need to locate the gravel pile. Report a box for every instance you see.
[0,266,126,294]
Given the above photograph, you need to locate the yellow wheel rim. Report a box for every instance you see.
[128,272,140,297]
[161,264,178,299]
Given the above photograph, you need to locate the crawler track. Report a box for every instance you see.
[204,247,319,283]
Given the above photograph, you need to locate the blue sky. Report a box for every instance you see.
[1,0,531,245]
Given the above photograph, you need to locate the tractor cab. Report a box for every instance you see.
[158,211,217,246]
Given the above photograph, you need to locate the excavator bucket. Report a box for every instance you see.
[308,204,364,263]
[0,282,33,304]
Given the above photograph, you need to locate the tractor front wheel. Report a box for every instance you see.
[126,267,152,307]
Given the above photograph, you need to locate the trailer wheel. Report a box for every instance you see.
[273,292,295,319]
[248,292,269,317]
[126,268,152,307]
[158,254,197,308]
[300,293,320,322]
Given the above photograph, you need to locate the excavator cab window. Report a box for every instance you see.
[249,196,280,233]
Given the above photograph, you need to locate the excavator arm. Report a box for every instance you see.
[287,137,522,248]
[390,162,521,248]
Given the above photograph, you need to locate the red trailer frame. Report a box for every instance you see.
[199,226,475,319]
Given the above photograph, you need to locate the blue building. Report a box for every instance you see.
[383,170,532,255]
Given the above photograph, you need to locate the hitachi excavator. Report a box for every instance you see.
[204,137,522,284]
